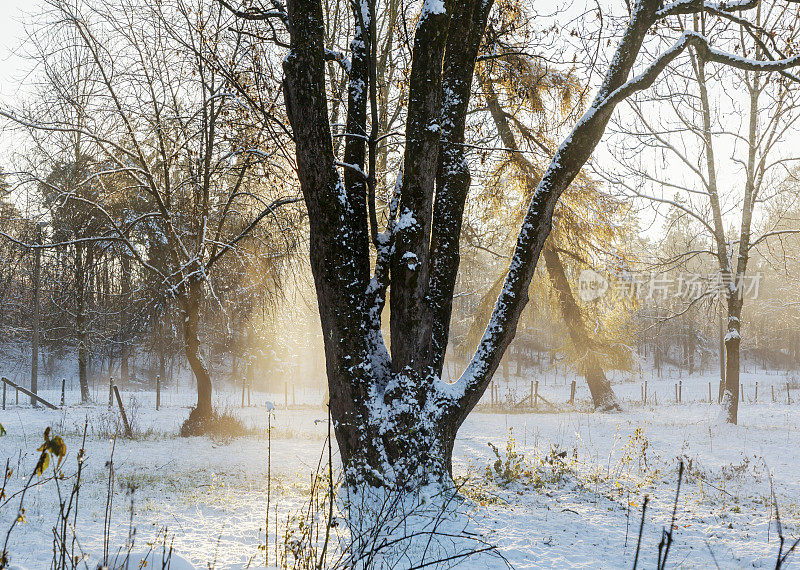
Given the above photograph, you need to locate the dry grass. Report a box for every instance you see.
[179,406,253,438]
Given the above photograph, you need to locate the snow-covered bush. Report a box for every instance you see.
[179,405,251,438]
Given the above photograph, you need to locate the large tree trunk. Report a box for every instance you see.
[542,246,621,411]
[279,0,734,488]
[282,0,654,487]
[181,280,213,427]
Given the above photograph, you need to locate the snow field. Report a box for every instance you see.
[1,367,799,568]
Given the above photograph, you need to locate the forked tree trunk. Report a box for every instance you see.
[277,0,788,487]
[709,47,760,425]
[281,0,662,487]
[543,246,621,411]
[283,0,495,486]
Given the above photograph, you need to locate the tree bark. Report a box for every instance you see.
[281,0,661,486]
[120,250,131,388]
[389,0,451,375]
[75,242,91,403]
[181,280,213,425]
[722,301,742,423]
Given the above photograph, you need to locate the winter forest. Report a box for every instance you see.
[1,0,800,567]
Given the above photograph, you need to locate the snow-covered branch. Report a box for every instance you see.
[325,49,351,74]
[601,31,800,114]
[656,0,759,19]
[217,0,288,25]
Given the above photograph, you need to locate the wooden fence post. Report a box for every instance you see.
[679,380,682,403]
[772,384,775,403]
[569,380,576,405]
[1,377,57,409]
[61,378,65,407]
[113,386,133,438]
[708,382,712,404]
[787,382,791,405]
[108,377,114,408]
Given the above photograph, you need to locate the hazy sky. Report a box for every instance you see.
[0,0,41,166]
[0,0,37,100]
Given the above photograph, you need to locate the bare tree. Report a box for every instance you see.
[477,54,626,410]
[608,4,800,423]
[40,156,108,403]
[1,0,301,428]
[223,0,800,487]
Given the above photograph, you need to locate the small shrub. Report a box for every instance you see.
[618,426,650,475]
[179,406,251,438]
[485,429,527,487]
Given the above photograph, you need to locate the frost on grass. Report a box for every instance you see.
[4,379,800,568]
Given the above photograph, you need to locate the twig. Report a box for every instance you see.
[633,494,649,569]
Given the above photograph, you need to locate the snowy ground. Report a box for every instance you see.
[2,366,800,568]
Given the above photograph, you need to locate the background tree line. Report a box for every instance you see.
[0,0,799,452]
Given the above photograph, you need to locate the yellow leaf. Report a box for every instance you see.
[34,452,50,476]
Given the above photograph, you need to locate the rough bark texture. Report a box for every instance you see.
[280,0,660,486]
[389,0,450,376]
[284,0,378,473]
